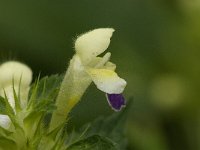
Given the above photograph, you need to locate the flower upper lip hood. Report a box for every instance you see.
[75,28,115,64]
[74,28,127,94]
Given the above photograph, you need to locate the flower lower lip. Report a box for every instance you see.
[106,93,126,111]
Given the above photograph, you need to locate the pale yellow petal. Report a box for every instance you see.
[0,61,32,88]
[75,28,114,63]
[86,68,126,94]
[0,115,11,129]
[104,61,116,71]
[88,52,111,68]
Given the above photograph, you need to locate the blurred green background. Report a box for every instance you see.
[1,0,200,149]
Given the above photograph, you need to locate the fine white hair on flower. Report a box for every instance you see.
[75,28,115,63]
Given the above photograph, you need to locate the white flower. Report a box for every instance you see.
[50,28,127,130]
[74,28,127,94]
[0,61,32,129]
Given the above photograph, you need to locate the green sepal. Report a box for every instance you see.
[24,74,64,150]
[28,74,63,103]
[12,78,22,112]
[12,86,22,112]
[0,96,7,115]
[0,94,14,117]
[68,99,132,150]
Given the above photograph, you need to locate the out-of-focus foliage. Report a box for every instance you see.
[1,0,200,149]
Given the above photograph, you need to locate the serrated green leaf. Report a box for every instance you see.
[28,74,63,113]
[29,74,63,101]
[12,86,22,112]
[66,135,117,150]
[12,78,22,112]
[70,99,132,150]
[25,74,63,131]
[27,76,40,109]
[3,92,15,117]
[22,74,65,149]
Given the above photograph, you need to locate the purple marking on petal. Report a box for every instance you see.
[106,94,126,111]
